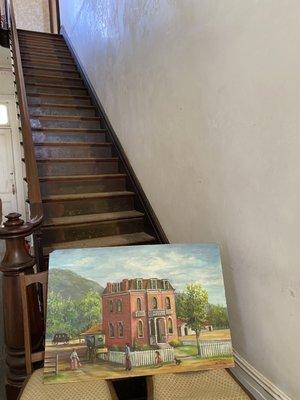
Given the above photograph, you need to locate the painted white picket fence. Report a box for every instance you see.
[99,348,175,367]
[199,340,232,358]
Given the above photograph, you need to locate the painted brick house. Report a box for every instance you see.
[102,278,178,348]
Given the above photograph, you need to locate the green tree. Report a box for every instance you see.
[178,283,209,356]
[46,290,102,339]
[76,290,102,333]
[46,291,78,338]
[206,304,229,329]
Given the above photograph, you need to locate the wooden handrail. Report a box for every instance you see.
[4,0,43,225]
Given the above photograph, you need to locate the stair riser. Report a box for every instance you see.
[20,52,73,63]
[21,57,76,67]
[28,96,91,106]
[30,117,102,129]
[21,46,71,56]
[23,67,79,78]
[42,218,144,245]
[23,62,77,71]
[19,40,68,50]
[32,131,107,143]
[43,196,134,218]
[40,177,126,196]
[26,84,87,95]
[34,146,112,158]
[25,75,83,86]
[29,105,95,117]
[37,160,119,176]
[18,32,64,41]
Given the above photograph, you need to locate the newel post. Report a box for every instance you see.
[0,213,44,400]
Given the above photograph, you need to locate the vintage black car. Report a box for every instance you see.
[52,333,70,345]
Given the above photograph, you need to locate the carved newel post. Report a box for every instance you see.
[0,213,43,400]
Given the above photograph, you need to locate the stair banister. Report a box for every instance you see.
[0,1,44,399]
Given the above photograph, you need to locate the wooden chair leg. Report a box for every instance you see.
[146,376,154,400]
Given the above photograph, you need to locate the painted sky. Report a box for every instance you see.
[49,244,227,306]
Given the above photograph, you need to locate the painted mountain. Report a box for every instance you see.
[49,268,103,300]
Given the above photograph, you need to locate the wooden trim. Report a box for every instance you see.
[146,376,154,400]
[61,26,169,245]
[48,0,60,34]
[226,370,257,400]
[4,0,43,227]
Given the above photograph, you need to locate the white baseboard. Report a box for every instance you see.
[231,349,292,400]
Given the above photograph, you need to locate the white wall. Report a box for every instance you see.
[59,1,300,398]
[13,0,50,32]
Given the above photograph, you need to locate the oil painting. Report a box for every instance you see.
[44,243,234,383]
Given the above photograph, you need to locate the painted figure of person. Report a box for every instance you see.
[124,343,132,371]
[155,350,162,367]
[70,348,81,370]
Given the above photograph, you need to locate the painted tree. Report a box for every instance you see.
[179,283,209,356]
[206,304,229,328]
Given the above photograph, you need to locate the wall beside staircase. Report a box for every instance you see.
[59,1,299,399]
[13,0,50,32]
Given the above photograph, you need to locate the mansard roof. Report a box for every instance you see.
[103,278,175,294]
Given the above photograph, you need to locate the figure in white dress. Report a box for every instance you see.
[70,348,81,370]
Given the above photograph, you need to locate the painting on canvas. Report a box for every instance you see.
[44,243,234,383]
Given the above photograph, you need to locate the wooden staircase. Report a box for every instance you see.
[18,29,165,262]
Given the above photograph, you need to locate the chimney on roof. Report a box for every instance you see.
[122,279,129,291]
[107,282,112,293]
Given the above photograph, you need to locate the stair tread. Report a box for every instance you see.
[20,45,69,53]
[44,232,156,254]
[34,142,112,147]
[21,51,73,60]
[43,210,144,227]
[42,191,134,201]
[27,93,90,99]
[29,103,94,109]
[38,173,126,181]
[18,29,63,38]
[36,157,118,162]
[30,115,100,120]
[21,58,75,66]
[24,66,77,73]
[24,72,81,80]
[32,127,106,133]
[26,82,86,90]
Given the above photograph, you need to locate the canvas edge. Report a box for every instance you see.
[231,350,292,400]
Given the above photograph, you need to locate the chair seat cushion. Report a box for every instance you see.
[19,368,113,400]
[152,369,251,400]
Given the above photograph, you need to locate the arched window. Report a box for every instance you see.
[168,318,173,334]
[109,323,114,337]
[116,299,122,312]
[109,300,113,313]
[118,322,124,338]
[136,298,142,311]
[137,320,144,338]
[152,297,158,309]
[165,297,171,309]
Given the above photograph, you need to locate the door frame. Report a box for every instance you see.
[0,95,26,220]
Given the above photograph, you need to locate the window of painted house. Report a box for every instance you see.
[165,296,171,309]
[0,103,9,125]
[109,323,114,337]
[116,299,122,312]
[150,279,157,289]
[168,318,173,334]
[136,279,142,290]
[163,280,170,290]
[137,297,142,311]
[137,320,143,337]
[152,297,158,309]
[118,322,124,338]
[109,300,113,312]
